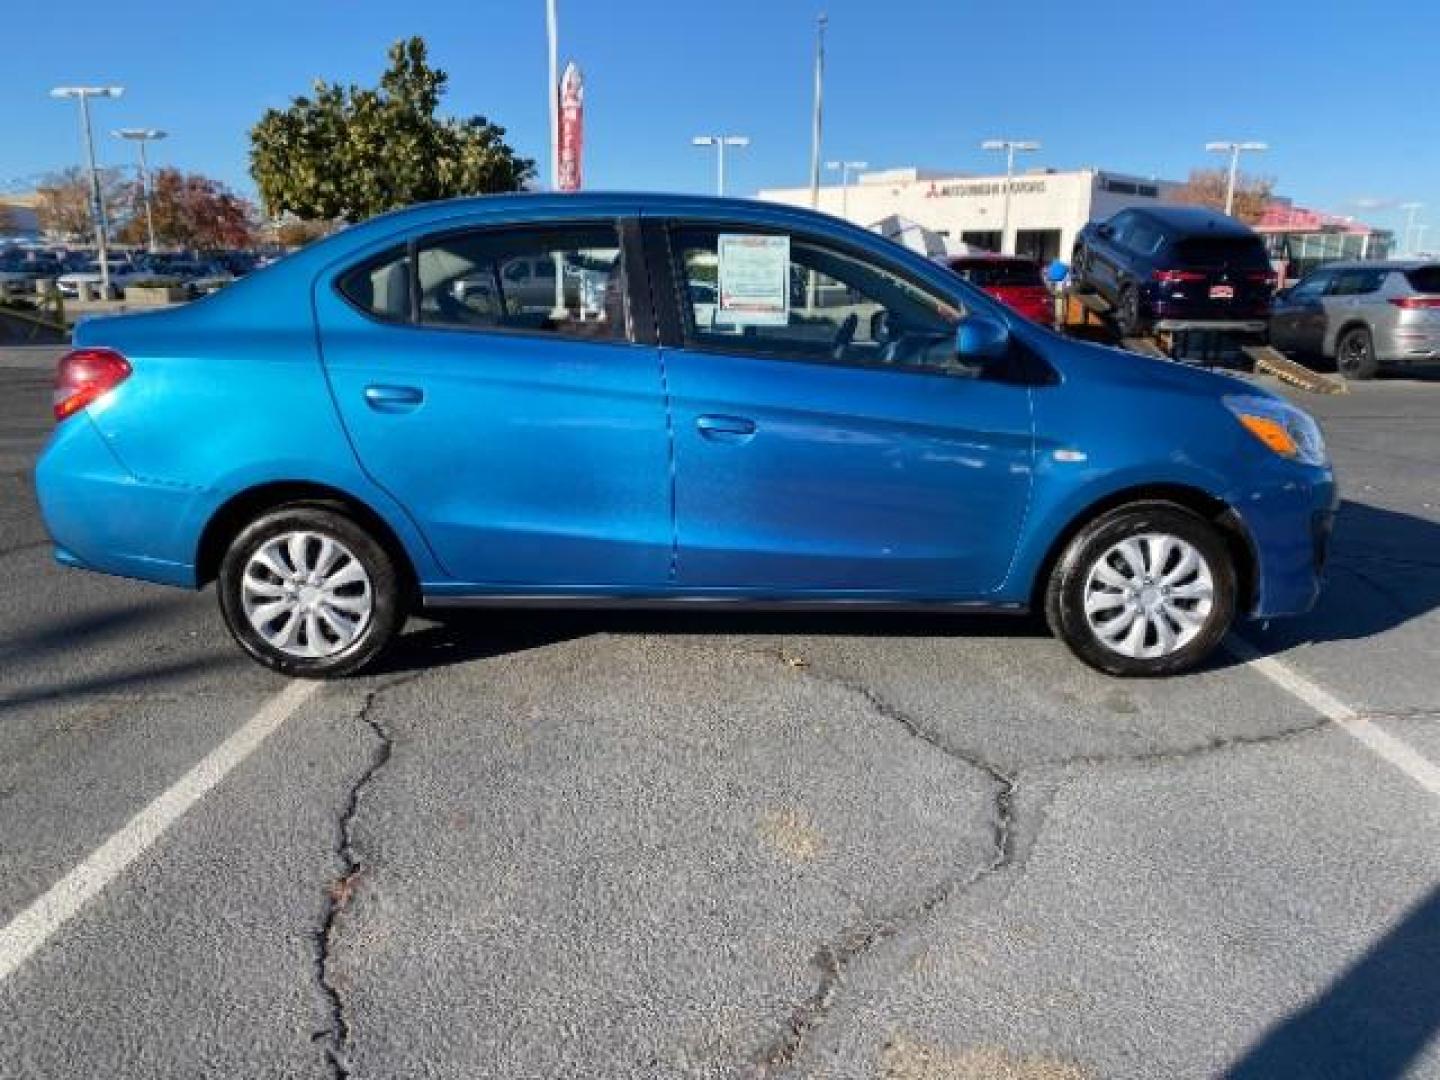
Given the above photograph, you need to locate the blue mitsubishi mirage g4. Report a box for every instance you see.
[35,193,1336,678]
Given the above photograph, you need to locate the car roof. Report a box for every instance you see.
[1124,205,1257,237]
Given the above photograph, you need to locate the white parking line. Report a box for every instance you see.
[1226,636,1440,797]
[0,679,321,984]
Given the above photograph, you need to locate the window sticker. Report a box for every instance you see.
[717,234,790,326]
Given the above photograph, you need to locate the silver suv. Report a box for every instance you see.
[1269,261,1440,379]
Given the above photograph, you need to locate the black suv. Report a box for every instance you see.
[1072,206,1276,337]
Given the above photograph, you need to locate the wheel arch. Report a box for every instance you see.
[1326,317,1372,359]
[196,480,421,603]
[1025,482,1258,614]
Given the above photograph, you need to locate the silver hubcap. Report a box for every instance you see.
[241,531,372,659]
[1083,533,1215,659]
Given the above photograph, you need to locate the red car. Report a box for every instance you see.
[945,255,1054,326]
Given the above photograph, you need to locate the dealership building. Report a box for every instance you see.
[759,166,1184,262]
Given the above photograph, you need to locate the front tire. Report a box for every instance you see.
[1045,502,1236,677]
[1336,326,1379,380]
[218,506,405,678]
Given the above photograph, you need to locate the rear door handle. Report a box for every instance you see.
[364,385,424,413]
[696,414,757,441]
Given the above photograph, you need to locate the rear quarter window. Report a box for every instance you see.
[1404,266,1440,293]
[337,247,412,323]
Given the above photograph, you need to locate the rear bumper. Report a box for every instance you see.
[1149,295,1270,329]
[1378,327,1440,362]
[35,415,198,588]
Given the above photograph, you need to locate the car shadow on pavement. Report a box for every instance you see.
[1226,883,1440,1080]
[375,606,1049,677]
[1242,499,1440,654]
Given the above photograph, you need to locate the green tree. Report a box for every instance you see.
[249,37,534,222]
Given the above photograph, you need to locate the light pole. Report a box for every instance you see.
[980,138,1040,254]
[1399,202,1424,254]
[692,135,750,196]
[825,159,868,219]
[113,128,167,253]
[1205,140,1268,217]
[51,85,123,297]
[808,13,827,211]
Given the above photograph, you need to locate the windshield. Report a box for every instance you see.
[1405,266,1440,293]
[1169,236,1269,267]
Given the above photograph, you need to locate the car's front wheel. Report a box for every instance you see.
[1336,326,1379,380]
[1045,502,1237,677]
[218,505,405,678]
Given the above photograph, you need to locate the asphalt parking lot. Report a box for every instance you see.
[1,343,1438,1079]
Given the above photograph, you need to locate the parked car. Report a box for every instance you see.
[35,193,1335,679]
[56,258,178,299]
[1072,206,1276,337]
[943,254,1054,325]
[1269,261,1440,379]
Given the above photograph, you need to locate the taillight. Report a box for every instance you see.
[54,347,132,422]
[1153,269,1207,284]
[1246,270,1278,286]
[1389,296,1440,309]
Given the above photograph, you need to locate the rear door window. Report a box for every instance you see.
[1327,268,1389,296]
[416,224,627,340]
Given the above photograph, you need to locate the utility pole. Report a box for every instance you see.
[692,135,750,196]
[51,85,123,297]
[1399,202,1424,255]
[825,160,868,219]
[808,13,827,211]
[1205,140,1268,217]
[980,139,1040,254]
[114,129,167,253]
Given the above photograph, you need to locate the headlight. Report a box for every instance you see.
[1223,394,1327,466]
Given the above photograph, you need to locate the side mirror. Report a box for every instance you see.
[955,315,1011,362]
[1097,223,1114,238]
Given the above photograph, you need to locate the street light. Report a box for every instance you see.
[808,13,827,212]
[1399,202,1424,255]
[825,160,868,219]
[692,135,750,196]
[51,85,124,297]
[980,139,1040,254]
[113,128,167,253]
[1205,140,1268,217]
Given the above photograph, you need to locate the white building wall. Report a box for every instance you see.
[758,168,1180,262]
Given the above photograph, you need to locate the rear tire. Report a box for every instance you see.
[1045,502,1237,677]
[1336,326,1379,380]
[1116,284,1145,338]
[218,506,405,678]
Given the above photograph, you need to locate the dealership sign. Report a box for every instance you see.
[926,179,1047,198]
[558,62,583,192]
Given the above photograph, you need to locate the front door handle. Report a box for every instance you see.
[364,385,424,413]
[696,414,757,442]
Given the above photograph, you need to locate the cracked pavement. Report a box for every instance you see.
[2,346,1439,1078]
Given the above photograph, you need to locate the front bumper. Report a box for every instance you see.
[1234,465,1338,619]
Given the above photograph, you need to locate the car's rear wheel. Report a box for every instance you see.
[1045,502,1236,677]
[218,506,405,678]
[1116,284,1145,338]
[1336,326,1379,380]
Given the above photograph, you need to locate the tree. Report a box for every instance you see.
[35,167,129,242]
[249,37,535,223]
[1173,168,1275,225]
[270,215,335,249]
[116,168,258,251]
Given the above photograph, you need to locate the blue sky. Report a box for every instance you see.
[4,0,1437,241]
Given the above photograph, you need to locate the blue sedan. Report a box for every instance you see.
[35,193,1336,677]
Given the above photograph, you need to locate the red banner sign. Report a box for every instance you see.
[558,62,583,192]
